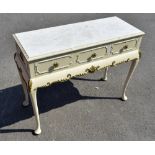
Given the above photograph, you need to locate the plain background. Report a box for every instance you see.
[0,13,155,140]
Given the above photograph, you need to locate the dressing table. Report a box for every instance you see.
[13,16,145,135]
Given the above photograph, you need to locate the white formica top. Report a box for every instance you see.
[13,16,145,61]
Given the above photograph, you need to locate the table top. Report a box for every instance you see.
[13,16,145,62]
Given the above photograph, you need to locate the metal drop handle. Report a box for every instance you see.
[53,62,59,68]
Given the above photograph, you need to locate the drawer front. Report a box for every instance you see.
[76,46,107,64]
[111,39,137,54]
[34,55,73,75]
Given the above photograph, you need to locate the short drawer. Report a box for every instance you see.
[34,55,73,75]
[111,39,137,54]
[76,46,108,64]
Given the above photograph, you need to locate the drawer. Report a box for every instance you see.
[76,46,107,64]
[34,55,73,75]
[111,39,137,54]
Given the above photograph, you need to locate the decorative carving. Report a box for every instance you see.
[38,57,139,89]
[67,74,71,78]
[111,61,116,66]
[126,58,130,62]
[85,65,100,73]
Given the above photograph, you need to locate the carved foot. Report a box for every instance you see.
[122,94,128,101]
[22,100,29,107]
[33,128,42,135]
[100,77,107,81]
[121,59,139,102]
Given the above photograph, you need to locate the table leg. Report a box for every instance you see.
[29,89,41,135]
[122,59,139,101]
[17,67,29,107]
[101,67,108,81]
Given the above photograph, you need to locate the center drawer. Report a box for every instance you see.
[76,46,108,64]
[34,55,73,75]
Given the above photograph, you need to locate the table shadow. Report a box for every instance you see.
[73,77,104,81]
[0,80,121,134]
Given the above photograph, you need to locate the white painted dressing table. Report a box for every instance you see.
[13,16,145,135]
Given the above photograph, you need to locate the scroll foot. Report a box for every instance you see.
[121,94,128,101]
[100,77,107,81]
[121,59,139,101]
[33,128,42,135]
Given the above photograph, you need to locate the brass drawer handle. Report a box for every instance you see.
[120,45,128,53]
[123,45,128,50]
[53,62,59,68]
[49,62,59,72]
[87,53,97,61]
[91,53,97,58]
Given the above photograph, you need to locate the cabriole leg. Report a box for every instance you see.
[122,59,139,101]
[29,89,41,135]
[101,67,108,81]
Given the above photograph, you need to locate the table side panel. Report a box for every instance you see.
[15,44,31,76]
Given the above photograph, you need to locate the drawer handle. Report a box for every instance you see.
[91,53,97,58]
[120,45,128,53]
[49,62,59,72]
[87,53,97,61]
[123,45,128,50]
[53,62,59,68]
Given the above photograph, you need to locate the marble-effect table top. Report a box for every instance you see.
[13,16,145,61]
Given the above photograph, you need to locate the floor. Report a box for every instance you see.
[0,13,155,140]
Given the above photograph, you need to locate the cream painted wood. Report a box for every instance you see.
[35,55,73,76]
[29,50,140,90]
[27,37,140,78]
[111,38,137,54]
[77,45,108,64]
[13,17,145,135]
[16,65,29,107]
[33,45,109,77]
[29,89,41,135]
[102,67,108,81]
[122,59,139,101]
